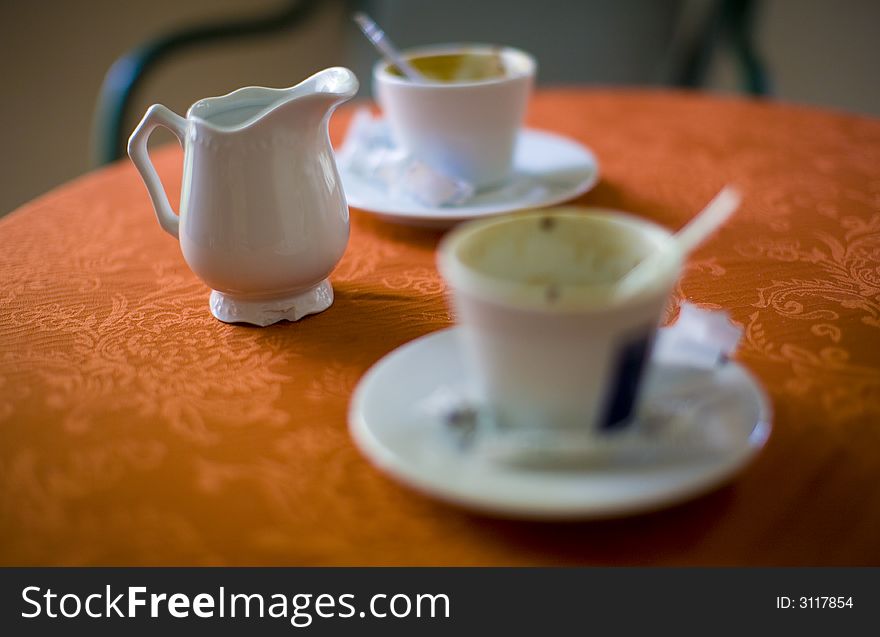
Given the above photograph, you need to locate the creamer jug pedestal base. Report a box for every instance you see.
[209,279,334,326]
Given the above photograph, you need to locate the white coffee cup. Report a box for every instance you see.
[438,208,684,437]
[374,44,536,190]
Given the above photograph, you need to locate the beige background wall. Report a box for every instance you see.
[1,0,878,217]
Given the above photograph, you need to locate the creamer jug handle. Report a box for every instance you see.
[127,104,187,239]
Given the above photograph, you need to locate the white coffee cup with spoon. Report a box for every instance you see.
[355,12,536,191]
[438,187,742,439]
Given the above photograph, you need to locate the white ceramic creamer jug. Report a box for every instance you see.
[128,67,358,326]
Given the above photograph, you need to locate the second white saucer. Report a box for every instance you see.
[337,128,600,228]
[348,327,772,520]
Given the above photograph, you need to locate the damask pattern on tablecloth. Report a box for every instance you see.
[735,210,880,424]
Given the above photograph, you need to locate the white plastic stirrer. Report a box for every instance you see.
[616,186,743,297]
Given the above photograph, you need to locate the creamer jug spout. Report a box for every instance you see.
[298,66,360,105]
[273,67,360,125]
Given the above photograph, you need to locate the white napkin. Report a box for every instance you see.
[652,302,743,368]
[336,108,475,207]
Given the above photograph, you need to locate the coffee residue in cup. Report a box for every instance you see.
[389,52,507,82]
[458,214,650,290]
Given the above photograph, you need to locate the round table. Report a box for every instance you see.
[2,90,879,566]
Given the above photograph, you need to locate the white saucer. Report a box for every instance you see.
[348,328,772,520]
[338,128,599,228]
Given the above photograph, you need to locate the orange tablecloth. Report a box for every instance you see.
[2,90,879,565]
